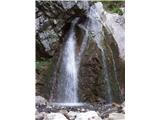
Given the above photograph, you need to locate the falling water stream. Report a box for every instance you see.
[54,3,122,105]
[87,4,113,104]
[55,18,89,106]
[56,18,79,105]
[101,49,112,103]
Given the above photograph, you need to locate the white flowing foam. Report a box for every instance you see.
[56,18,79,103]
[52,103,84,107]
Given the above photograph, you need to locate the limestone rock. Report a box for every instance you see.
[60,1,76,9]
[36,112,46,120]
[36,96,48,106]
[60,1,90,10]
[75,111,102,120]
[121,102,125,113]
[43,113,68,120]
[108,113,125,120]
[59,109,68,115]
[104,12,125,60]
[67,111,80,120]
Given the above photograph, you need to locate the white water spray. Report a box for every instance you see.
[57,18,79,103]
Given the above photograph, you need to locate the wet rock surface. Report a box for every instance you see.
[36,96,125,120]
[36,0,125,107]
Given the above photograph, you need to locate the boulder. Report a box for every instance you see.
[67,111,80,120]
[36,96,48,106]
[108,113,125,120]
[75,111,102,120]
[121,102,125,113]
[43,113,68,120]
[36,112,46,120]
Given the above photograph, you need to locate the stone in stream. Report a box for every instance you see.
[43,113,68,120]
[35,102,125,120]
[108,112,125,120]
[36,112,46,120]
[121,102,125,113]
[75,111,102,120]
[59,109,68,115]
[67,111,80,120]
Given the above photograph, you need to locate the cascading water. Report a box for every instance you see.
[77,24,89,67]
[52,2,122,105]
[56,18,79,104]
[109,48,124,102]
[36,1,124,109]
[101,49,112,103]
[53,18,89,106]
[87,3,113,103]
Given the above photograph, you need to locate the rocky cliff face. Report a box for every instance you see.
[36,1,125,104]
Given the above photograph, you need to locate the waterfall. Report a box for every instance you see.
[101,49,112,103]
[93,33,112,103]
[36,1,124,107]
[56,18,79,104]
[87,3,113,103]
[77,24,89,67]
[53,2,122,105]
[53,18,89,106]
[109,47,124,102]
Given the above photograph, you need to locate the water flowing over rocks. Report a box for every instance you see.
[36,0,125,117]
[36,96,125,120]
[36,0,125,103]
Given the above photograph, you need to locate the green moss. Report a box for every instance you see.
[36,59,52,71]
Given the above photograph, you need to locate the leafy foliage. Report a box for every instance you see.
[102,1,124,15]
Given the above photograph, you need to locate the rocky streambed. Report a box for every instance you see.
[36,96,125,120]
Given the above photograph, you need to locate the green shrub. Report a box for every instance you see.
[102,1,124,15]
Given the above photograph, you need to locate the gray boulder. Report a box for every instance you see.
[36,96,48,106]
[75,111,102,120]
[108,112,125,120]
[43,113,68,120]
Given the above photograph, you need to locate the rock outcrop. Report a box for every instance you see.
[36,1,125,104]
